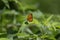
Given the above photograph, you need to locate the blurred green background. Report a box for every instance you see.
[0,0,60,40]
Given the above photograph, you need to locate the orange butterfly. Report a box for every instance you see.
[27,13,33,22]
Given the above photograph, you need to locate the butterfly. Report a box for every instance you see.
[27,13,33,22]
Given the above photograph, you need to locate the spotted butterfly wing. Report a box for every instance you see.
[27,13,33,22]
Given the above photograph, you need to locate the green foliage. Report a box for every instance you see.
[0,0,60,40]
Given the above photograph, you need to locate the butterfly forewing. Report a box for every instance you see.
[27,13,33,22]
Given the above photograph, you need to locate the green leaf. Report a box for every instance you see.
[2,0,9,8]
[17,33,30,38]
[0,38,9,40]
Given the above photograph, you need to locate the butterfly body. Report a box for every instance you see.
[27,13,40,25]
